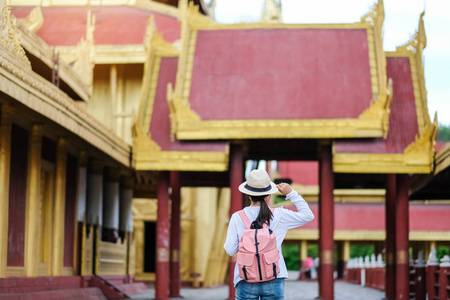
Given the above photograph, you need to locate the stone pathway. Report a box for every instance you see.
[131,280,385,300]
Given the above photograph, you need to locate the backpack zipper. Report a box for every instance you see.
[254,229,263,281]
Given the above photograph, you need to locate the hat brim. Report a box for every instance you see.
[238,181,279,196]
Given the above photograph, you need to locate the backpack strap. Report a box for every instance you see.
[237,210,252,229]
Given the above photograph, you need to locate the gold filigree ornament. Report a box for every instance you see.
[1,0,31,67]
[72,5,95,89]
[18,6,43,32]
[357,78,393,138]
[166,82,201,141]
[404,113,438,171]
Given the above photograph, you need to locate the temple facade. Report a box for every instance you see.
[0,0,449,299]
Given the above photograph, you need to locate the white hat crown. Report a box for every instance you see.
[238,169,279,196]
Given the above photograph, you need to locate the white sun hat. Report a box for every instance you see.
[238,169,279,196]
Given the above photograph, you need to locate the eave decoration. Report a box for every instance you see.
[167,0,391,140]
[333,12,438,174]
[0,0,31,67]
[132,16,229,171]
[15,9,92,102]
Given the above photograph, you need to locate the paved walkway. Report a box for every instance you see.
[131,280,385,300]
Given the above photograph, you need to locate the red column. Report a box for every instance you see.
[170,171,181,298]
[228,144,243,300]
[395,174,409,300]
[155,171,170,300]
[318,145,334,300]
[385,174,396,300]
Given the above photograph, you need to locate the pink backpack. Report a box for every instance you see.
[236,209,280,282]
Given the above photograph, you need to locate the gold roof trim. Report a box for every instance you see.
[434,143,450,175]
[1,0,31,67]
[285,229,450,241]
[17,5,43,32]
[58,45,147,65]
[168,0,390,140]
[133,18,228,171]
[333,12,437,174]
[15,14,92,102]
[71,5,95,91]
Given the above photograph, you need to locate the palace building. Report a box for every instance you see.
[1,0,449,299]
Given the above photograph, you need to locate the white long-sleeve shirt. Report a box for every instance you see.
[224,190,314,286]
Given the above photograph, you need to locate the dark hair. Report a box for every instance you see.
[249,195,273,226]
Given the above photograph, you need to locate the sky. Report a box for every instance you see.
[211,0,450,125]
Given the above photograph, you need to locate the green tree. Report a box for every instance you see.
[436,246,450,260]
[438,123,450,141]
[350,245,374,259]
[282,244,299,270]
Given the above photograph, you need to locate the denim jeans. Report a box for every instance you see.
[235,278,285,300]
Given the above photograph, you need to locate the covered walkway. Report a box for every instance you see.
[132,275,385,300]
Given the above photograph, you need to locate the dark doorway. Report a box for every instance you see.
[144,221,157,273]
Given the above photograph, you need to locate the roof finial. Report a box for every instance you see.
[261,0,282,23]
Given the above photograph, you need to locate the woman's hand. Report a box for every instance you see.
[277,182,293,196]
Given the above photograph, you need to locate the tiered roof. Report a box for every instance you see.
[167,1,392,140]
[333,13,437,174]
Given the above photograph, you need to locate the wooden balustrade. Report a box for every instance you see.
[95,226,128,276]
[438,256,450,300]
[345,254,450,300]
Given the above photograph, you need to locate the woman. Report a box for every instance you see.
[224,169,314,300]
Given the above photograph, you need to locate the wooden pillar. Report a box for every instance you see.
[87,160,104,226]
[342,240,350,279]
[170,171,182,298]
[119,176,134,235]
[228,144,243,300]
[52,137,67,276]
[25,124,43,277]
[0,104,13,277]
[318,144,334,300]
[103,168,120,242]
[155,171,170,300]
[299,240,308,280]
[396,174,410,300]
[76,151,88,275]
[385,174,396,300]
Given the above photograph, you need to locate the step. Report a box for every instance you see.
[0,287,107,300]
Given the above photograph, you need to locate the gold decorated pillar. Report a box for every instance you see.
[25,124,43,277]
[52,137,67,276]
[299,240,308,280]
[341,240,350,279]
[0,103,14,277]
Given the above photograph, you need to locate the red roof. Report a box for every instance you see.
[150,57,227,152]
[334,57,419,154]
[188,28,373,120]
[288,202,450,231]
[11,6,180,46]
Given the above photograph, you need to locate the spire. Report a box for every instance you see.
[261,0,282,23]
